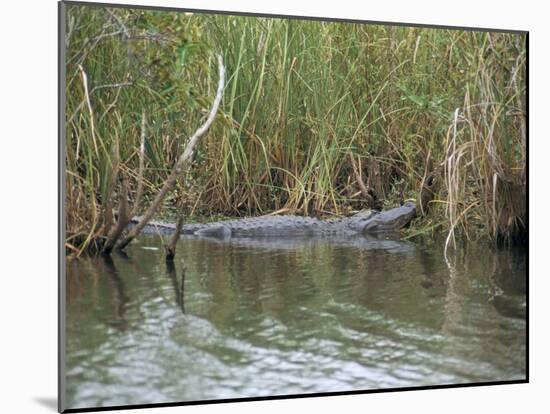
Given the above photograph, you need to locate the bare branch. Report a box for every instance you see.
[105,8,131,40]
[103,176,131,254]
[67,29,124,67]
[349,152,369,198]
[165,215,185,261]
[115,54,225,251]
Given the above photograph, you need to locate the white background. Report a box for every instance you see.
[1,0,546,412]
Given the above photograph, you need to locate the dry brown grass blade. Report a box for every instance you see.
[78,64,99,157]
[444,108,460,261]
[101,130,120,237]
[131,110,147,217]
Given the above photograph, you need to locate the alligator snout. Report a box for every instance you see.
[361,202,416,234]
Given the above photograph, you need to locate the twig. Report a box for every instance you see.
[67,29,124,67]
[68,80,133,126]
[103,176,131,254]
[165,215,185,261]
[348,153,370,198]
[65,242,82,255]
[106,9,131,40]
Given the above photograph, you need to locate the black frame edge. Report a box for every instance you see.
[59,1,67,413]
[525,31,529,383]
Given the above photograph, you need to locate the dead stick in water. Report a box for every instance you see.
[165,214,185,261]
[103,176,130,254]
[115,54,225,251]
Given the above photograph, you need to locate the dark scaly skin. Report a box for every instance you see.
[130,202,416,238]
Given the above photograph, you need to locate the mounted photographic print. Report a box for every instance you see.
[59,1,528,412]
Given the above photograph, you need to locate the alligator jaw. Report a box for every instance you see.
[361,202,416,234]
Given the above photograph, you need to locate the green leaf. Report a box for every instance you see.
[178,46,186,66]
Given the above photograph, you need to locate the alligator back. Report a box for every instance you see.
[188,215,357,237]
[133,213,367,237]
[131,202,415,238]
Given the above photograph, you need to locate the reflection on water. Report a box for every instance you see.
[65,235,526,410]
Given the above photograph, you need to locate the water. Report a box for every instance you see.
[65,235,526,410]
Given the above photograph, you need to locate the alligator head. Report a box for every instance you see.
[347,201,416,234]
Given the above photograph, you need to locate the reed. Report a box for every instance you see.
[64,5,526,252]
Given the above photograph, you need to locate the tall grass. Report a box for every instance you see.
[64,5,526,250]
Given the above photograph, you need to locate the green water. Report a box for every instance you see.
[64,235,526,409]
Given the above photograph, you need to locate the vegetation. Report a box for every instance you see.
[64,4,526,257]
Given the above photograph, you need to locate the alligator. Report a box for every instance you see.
[132,202,416,239]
